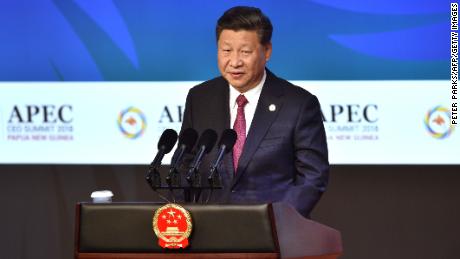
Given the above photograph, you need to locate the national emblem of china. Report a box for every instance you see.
[153,204,192,249]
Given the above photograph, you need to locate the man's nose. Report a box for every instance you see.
[229,52,243,67]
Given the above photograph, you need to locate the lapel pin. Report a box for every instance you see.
[269,104,276,112]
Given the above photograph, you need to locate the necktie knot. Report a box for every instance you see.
[236,94,248,108]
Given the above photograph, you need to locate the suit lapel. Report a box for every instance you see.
[214,77,230,132]
[213,78,233,187]
[231,70,285,187]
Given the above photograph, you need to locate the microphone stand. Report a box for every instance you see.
[165,167,181,203]
[166,146,185,188]
[146,165,161,189]
[185,166,202,203]
[145,148,165,190]
[146,137,225,203]
[205,166,223,204]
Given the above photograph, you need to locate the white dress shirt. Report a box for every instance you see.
[229,70,266,135]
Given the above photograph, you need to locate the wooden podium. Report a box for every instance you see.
[75,202,342,259]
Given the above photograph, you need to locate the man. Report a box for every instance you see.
[181,6,329,217]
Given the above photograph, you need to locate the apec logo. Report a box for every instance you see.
[117,107,147,139]
[424,106,455,139]
[117,105,183,140]
[158,105,184,124]
[322,104,379,141]
[6,104,74,141]
[322,104,378,123]
[8,105,72,124]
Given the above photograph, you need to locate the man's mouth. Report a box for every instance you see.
[229,72,244,78]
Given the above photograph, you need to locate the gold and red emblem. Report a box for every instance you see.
[153,203,192,249]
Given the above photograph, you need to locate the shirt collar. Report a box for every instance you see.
[229,70,266,108]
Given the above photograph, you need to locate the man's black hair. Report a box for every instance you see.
[216,6,273,45]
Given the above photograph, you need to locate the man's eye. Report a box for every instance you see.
[242,50,252,54]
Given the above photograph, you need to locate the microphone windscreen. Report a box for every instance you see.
[158,129,178,153]
[219,129,237,153]
[179,128,198,152]
[197,129,218,153]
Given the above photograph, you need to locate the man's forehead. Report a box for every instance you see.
[218,30,259,42]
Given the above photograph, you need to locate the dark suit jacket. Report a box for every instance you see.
[181,69,329,217]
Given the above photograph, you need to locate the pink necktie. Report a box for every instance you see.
[233,94,248,173]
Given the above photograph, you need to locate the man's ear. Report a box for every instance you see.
[264,42,272,61]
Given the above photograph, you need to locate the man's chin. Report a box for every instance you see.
[229,83,249,92]
[225,79,247,89]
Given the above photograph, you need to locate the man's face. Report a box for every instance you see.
[217,29,272,93]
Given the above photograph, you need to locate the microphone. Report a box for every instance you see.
[208,129,237,181]
[146,129,178,189]
[186,129,218,185]
[166,128,198,186]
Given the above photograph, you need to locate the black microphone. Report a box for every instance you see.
[205,129,237,203]
[208,129,237,180]
[166,128,198,185]
[146,129,178,188]
[186,129,218,184]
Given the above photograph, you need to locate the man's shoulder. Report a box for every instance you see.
[268,71,315,100]
[189,76,227,96]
